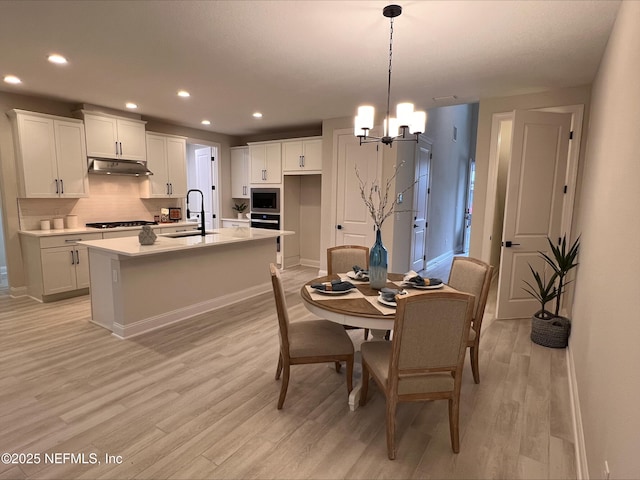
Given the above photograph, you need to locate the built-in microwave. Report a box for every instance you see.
[250,188,280,213]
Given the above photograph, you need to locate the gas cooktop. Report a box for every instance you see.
[86,220,158,229]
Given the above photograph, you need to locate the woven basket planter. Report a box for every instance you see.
[531,315,571,348]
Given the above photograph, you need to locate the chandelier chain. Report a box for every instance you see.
[385,17,394,137]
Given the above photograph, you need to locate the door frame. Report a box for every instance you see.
[480,104,584,265]
[186,139,220,230]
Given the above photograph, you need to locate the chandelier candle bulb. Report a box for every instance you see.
[396,102,415,127]
[411,111,427,134]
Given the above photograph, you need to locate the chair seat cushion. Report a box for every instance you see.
[288,319,354,359]
[361,341,455,395]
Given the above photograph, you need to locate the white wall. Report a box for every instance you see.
[571,2,640,478]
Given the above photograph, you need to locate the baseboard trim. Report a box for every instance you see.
[566,343,589,479]
[107,282,271,339]
[426,250,454,271]
[300,257,320,268]
[9,286,28,298]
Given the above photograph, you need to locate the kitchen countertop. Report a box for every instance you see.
[78,227,291,257]
[19,221,198,237]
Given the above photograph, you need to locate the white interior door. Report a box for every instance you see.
[496,110,571,319]
[335,134,382,247]
[192,147,213,230]
[410,144,431,272]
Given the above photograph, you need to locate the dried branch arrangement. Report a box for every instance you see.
[355,161,416,229]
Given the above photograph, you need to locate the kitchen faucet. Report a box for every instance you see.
[186,189,206,236]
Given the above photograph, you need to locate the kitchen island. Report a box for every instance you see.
[79,227,292,338]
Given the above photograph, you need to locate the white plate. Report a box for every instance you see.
[311,287,355,295]
[402,281,445,290]
[377,295,397,307]
[346,271,369,282]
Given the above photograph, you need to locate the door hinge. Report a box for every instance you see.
[212,214,216,219]
[563,185,567,193]
[212,185,216,190]
[430,152,433,159]
[423,255,426,261]
[211,156,215,161]
[427,187,430,194]
[425,222,428,228]
[569,131,574,140]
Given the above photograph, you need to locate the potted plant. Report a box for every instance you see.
[232,202,247,219]
[523,235,580,348]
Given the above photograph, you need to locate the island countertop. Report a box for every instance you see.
[78,227,292,257]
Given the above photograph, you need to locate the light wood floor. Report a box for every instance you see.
[0,266,575,480]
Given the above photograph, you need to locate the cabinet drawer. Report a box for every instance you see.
[40,232,102,248]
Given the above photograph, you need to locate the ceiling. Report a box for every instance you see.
[0,0,620,137]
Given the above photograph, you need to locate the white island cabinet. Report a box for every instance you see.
[79,227,292,339]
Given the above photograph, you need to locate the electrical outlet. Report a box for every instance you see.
[604,460,610,480]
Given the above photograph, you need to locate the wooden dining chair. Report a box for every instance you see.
[447,256,494,384]
[327,245,371,339]
[269,263,354,409]
[359,291,474,460]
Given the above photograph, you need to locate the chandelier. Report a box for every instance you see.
[354,4,426,146]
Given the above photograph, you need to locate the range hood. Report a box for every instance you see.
[88,158,153,176]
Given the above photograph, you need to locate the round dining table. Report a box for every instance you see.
[300,272,457,410]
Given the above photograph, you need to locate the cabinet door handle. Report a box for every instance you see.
[70,250,75,265]
[60,179,64,194]
[54,179,59,194]
[75,249,80,265]
[169,183,173,195]
[119,142,123,156]
[115,141,119,155]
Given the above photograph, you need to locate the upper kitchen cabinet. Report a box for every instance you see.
[8,110,89,198]
[141,132,187,198]
[230,146,250,198]
[83,111,147,161]
[282,137,322,174]
[249,141,281,184]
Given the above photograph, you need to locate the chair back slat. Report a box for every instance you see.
[392,292,474,374]
[269,263,290,357]
[327,245,369,275]
[448,256,493,327]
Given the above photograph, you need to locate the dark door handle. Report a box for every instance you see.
[336,225,343,230]
[502,241,521,247]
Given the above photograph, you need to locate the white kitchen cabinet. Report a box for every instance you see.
[141,133,187,198]
[230,146,250,198]
[20,232,102,301]
[282,137,322,173]
[83,111,147,161]
[249,142,281,184]
[9,110,89,198]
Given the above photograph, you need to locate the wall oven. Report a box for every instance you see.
[251,213,281,253]
[250,188,280,213]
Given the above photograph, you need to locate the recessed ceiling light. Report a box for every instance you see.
[48,54,68,65]
[125,102,138,109]
[253,112,263,118]
[177,90,190,98]
[4,75,21,84]
[201,120,211,125]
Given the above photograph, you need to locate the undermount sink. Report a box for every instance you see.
[163,231,216,238]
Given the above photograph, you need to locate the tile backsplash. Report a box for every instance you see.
[18,176,182,230]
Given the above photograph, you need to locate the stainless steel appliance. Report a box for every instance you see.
[86,220,158,229]
[250,188,280,213]
[251,213,281,252]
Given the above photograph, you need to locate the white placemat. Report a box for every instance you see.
[338,273,369,284]
[305,285,365,301]
[364,296,396,315]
